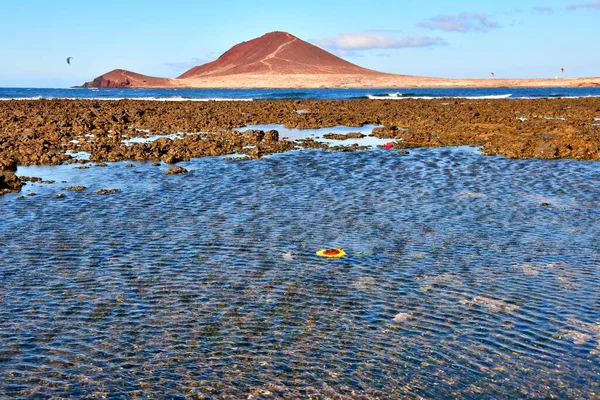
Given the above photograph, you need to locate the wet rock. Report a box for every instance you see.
[248,147,263,159]
[533,140,559,159]
[1,98,599,165]
[0,158,17,172]
[95,162,108,167]
[125,164,135,168]
[242,129,264,144]
[152,161,161,166]
[0,171,23,195]
[264,129,279,142]
[55,193,65,198]
[67,186,86,191]
[323,132,365,140]
[397,149,410,155]
[162,154,181,164]
[18,176,43,183]
[95,188,119,194]
[392,312,410,323]
[166,166,188,175]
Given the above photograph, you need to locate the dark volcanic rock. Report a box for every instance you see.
[0,171,22,195]
[95,188,119,194]
[162,155,181,164]
[19,176,43,183]
[323,132,365,140]
[166,166,188,175]
[0,159,17,172]
[0,98,599,167]
[0,158,22,194]
[264,130,279,142]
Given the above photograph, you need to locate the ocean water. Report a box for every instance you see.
[1,86,600,100]
[1,147,600,398]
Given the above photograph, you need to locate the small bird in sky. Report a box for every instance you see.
[66,57,73,65]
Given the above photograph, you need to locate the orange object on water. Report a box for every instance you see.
[316,248,346,258]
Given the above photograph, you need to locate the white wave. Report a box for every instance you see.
[125,97,254,102]
[368,94,513,100]
[0,96,44,101]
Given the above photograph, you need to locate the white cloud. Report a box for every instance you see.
[313,33,446,51]
[418,12,499,32]
[568,1,600,9]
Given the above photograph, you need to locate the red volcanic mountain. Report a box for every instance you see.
[82,31,383,88]
[82,69,173,88]
[178,31,376,78]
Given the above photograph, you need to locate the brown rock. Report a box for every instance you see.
[166,166,188,175]
[67,186,86,191]
[0,159,17,172]
[242,129,264,144]
[0,171,22,195]
[533,140,559,159]
[95,188,119,194]
[162,154,181,164]
[264,129,279,142]
[323,132,365,140]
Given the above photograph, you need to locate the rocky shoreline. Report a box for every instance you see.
[1,98,599,194]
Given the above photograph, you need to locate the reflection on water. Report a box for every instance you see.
[2,147,600,398]
[243,124,388,147]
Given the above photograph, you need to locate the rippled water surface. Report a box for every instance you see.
[2,148,600,398]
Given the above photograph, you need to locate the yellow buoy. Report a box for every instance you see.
[316,248,346,258]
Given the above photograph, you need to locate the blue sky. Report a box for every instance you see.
[1,0,598,87]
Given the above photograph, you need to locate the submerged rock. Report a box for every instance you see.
[392,312,410,323]
[95,188,119,194]
[166,166,188,175]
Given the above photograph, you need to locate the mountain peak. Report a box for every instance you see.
[177,31,373,79]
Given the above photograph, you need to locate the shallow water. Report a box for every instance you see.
[243,124,387,147]
[2,147,600,398]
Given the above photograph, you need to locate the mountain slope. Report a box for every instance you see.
[178,31,377,78]
[82,69,174,88]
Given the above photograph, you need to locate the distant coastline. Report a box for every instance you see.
[80,32,600,89]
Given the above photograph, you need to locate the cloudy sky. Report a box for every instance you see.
[1,0,598,87]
